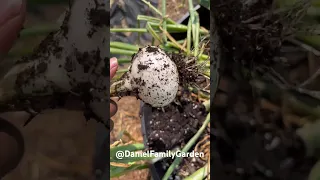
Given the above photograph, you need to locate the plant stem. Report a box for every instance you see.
[111,24,208,34]
[110,48,136,56]
[111,28,147,33]
[116,69,129,74]
[193,12,200,56]
[203,100,210,111]
[137,15,161,23]
[7,46,34,58]
[117,59,131,64]
[162,113,211,180]
[149,22,208,34]
[184,163,209,180]
[162,0,167,44]
[111,164,149,178]
[188,0,195,41]
[187,18,192,55]
[137,19,141,44]
[20,24,59,37]
[110,143,145,158]
[140,0,176,24]
[110,42,140,51]
[111,45,208,62]
[146,22,162,43]
[159,26,186,52]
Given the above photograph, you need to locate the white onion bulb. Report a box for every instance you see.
[113,46,179,107]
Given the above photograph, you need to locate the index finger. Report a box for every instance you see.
[0,0,27,54]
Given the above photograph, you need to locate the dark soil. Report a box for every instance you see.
[213,0,283,69]
[142,85,209,179]
[211,0,318,179]
[210,80,314,179]
[168,52,198,86]
[146,91,207,151]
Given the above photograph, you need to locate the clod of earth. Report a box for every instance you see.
[0,0,110,127]
[110,46,180,107]
[146,96,207,151]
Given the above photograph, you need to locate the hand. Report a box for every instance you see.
[0,0,26,54]
[0,0,26,177]
[110,57,118,117]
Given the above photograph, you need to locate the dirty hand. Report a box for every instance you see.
[110,57,118,117]
[0,0,26,55]
[0,0,26,178]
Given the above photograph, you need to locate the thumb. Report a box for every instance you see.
[110,57,118,79]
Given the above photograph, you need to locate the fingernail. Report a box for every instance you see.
[110,57,118,69]
[0,0,23,26]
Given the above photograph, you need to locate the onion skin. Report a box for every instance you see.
[123,46,179,107]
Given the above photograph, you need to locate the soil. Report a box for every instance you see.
[143,78,210,179]
[213,0,283,68]
[146,91,207,151]
[211,0,319,179]
[168,52,198,86]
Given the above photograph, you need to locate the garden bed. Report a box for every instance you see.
[109,0,210,179]
[210,0,320,179]
[141,80,210,179]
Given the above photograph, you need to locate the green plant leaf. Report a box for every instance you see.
[110,155,155,163]
[184,163,209,180]
[110,143,145,159]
